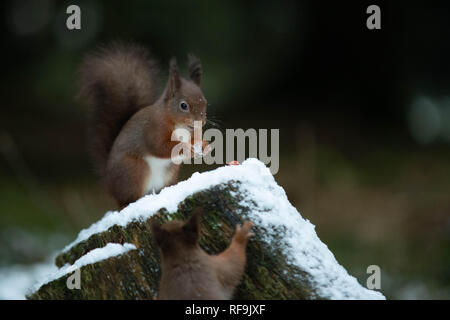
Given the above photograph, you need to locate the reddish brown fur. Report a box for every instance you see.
[79,42,209,208]
[152,209,254,300]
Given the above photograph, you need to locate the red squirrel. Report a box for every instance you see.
[79,43,209,208]
[152,208,254,300]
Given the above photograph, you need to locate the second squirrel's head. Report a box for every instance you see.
[151,208,202,258]
[163,55,207,131]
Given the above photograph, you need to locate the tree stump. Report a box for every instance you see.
[28,160,384,300]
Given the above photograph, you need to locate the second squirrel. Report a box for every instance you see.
[152,208,254,300]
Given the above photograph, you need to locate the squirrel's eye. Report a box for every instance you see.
[180,102,189,111]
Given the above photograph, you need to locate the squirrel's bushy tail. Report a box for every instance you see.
[79,42,160,176]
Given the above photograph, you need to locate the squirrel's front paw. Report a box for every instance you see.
[179,141,211,160]
[192,140,211,157]
[178,142,195,160]
[202,141,212,155]
[234,221,254,245]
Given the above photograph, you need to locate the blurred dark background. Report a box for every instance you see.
[0,0,449,299]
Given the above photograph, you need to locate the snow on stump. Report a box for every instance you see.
[28,159,385,300]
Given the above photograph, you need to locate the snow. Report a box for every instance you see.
[59,158,384,300]
[0,256,58,300]
[66,242,136,272]
[63,159,275,252]
[28,243,136,295]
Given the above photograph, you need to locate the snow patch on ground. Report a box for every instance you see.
[0,256,58,300]
[60,158,384,300]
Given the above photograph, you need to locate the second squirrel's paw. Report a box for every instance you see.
[234,221,254,244]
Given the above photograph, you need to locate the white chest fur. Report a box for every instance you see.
[144,156,172,194]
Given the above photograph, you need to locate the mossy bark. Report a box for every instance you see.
[29,182,321,299]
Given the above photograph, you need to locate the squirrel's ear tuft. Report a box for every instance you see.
[182,207,202,244]
[151,221,169,248]
[188,54,202,86]
[166,57,181,98]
